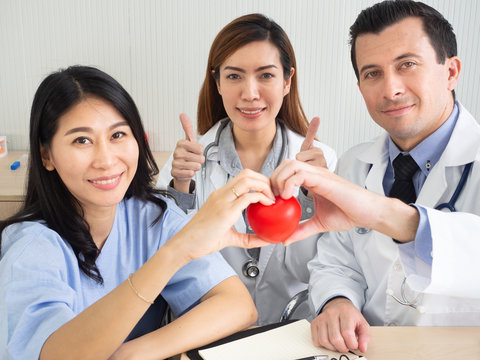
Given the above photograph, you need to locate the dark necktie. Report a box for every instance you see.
[389,154,419,204]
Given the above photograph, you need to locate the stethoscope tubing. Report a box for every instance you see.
[200,118,289,183]
[199,118,290,278]
[434,162,472,212]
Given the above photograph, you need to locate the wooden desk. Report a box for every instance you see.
[180,326,480,360]
[0,150,171,220]
[366,326,480,359]
[0,151,28,218]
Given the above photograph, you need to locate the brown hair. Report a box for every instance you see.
[197,13,308,136]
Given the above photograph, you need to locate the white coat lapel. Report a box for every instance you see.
[256,244,276,284]
[416,160,447,208]
[357,134,389,196]
[440,103,480,166]
[199,160,229,208]
[417,104,480,208]
[208,163,228,191]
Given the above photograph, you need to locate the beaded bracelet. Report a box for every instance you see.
[127,273,154,305]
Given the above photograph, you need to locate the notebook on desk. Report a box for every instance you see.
[186,319,365,360]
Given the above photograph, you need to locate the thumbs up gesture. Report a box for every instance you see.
[296,117,327,169]
[171,113,205,193]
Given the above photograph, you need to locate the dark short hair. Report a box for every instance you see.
[0,66,166,283]
[349,0,457,80]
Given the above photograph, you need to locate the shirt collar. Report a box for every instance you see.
[388,101,459,176]
[217,119,284,177]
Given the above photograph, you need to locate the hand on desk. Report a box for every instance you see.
[311,298,370,354]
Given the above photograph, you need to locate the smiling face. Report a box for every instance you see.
[41,97,139,216]
[355,17,460,151]
[216,40,293,139]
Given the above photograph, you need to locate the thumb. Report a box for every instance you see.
[283,219,325,246]
[300,117,320,151]
[179,113,197,142]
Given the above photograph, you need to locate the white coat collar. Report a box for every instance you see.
[439,103,480,166]
[353,102,480,205]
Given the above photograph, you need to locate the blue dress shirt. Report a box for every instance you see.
[383,102,459,265]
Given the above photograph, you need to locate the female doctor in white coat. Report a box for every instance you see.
[157,14,337,325]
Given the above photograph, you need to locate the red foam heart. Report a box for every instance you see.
[246,196,301,244]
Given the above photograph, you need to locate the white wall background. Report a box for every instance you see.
[1,0,479,155]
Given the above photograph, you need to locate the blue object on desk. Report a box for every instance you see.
[10,154,28,170]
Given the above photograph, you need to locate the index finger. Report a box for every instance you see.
[179,113,197,142]
[356,321,371,353]
[300,117,320,151]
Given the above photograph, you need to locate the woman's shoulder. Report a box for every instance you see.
[2,221,61,254]
[285,127,337,169]
[121,195,191,228]
[123,194,186,215]
[1,221,75,279]
[312,139,336,158]
[197,120,225,146]
[286,127,335,152]
[114,195,191,253]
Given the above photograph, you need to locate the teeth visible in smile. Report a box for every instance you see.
[240,109,262,115]
[92,177,119,185]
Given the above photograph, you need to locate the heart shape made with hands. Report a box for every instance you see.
[246,196,301,244]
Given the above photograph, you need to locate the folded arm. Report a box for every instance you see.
[110,276,257,359]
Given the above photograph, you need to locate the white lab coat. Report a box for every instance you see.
[309,103,480,326]
[157,120,337,325]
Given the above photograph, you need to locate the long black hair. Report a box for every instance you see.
[0,65,167,283]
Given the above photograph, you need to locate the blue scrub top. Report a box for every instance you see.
[0,195,236,359]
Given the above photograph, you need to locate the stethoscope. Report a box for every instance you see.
[201,118,288,182]
[386,277,425,313]
[434,161,472,212]
[200,118,289,278]
[355,161,473,235]
[385,162,473,311]
[200,118,232,182]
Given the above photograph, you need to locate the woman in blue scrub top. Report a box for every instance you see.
[0,66,274,360]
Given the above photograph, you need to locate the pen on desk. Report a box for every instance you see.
[10,154,28,170]
[293,356,329,360]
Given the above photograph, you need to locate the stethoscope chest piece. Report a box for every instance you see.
[355,227,371,234]
[242,259,260,278]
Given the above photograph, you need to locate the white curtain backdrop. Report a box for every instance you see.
[1,0,478,155]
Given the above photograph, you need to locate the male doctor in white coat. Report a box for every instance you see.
[270,0,480,355]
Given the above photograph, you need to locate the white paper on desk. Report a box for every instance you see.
[198,319,364,360]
